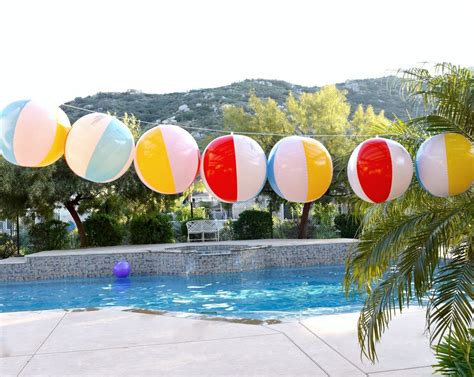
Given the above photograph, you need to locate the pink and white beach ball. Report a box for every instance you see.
[134,125,200,194]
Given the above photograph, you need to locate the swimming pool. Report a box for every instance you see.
[0,265,364,319]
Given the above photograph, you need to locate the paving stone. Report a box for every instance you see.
[38,308,276,353]
[300,310,436,374]
[0,310,65,357]
[268,322,366,376]
[0,355,30,377]
[23,334,327,376]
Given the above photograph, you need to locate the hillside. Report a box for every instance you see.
[64,76,419,136]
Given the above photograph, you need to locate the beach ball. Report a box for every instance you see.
[65,113,135,183]
[201,134,266,202]
[268,136,333,203]
[347,138,413,203]
[0,100,70,167]
[134,125,200,194]
[113,260,131,278]
[416,133,473,197]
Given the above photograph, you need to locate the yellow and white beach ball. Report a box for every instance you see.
[416,133,473,197]
[134,125,200,194]
[267,136,333,203]
[0,100,70,167]
[65,113,135,183]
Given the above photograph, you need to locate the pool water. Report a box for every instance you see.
[0,265,364,319]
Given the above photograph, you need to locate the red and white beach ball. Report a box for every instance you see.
[347,138,413,203]
[267,136,333,203]
[200,134,267,202]
[65,113,135,183]
[0,100,70,167]
[134,125,200,194]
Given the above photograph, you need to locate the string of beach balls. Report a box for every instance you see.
[1,100,473,204]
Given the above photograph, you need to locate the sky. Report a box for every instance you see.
[0,0,472,109]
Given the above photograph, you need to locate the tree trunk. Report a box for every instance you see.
[298,202,312,239]
[65,198,87,248]
[15,215,20,255]
[269,199,273,239]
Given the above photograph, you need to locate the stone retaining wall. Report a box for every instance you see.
[0,241,357,282]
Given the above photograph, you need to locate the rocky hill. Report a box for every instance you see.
[64,76,418,135]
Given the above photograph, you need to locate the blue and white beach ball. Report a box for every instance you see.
[65,113,135,183]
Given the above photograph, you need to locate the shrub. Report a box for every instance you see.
[233,210,272,240]
[174,206,207,222]
[273,219,299,239]
[218,221,234,241]
[129,213,173,244]
[334,213,361,238]
[0,234,16,259]
[313,203,338,228]
[29,220,70,252]
[84,213,124,247]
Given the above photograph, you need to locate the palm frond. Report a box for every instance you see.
[346,190,473,361]
[433,329,474,377]
[346,63,473,365]
[427,243,473,346]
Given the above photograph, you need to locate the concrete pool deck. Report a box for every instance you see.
[0,307,435,376]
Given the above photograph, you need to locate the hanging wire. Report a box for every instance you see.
[61,103,416,139]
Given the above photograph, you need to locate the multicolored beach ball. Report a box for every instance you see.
[267,136,333,203]
[65,113,135,183]
[201,134,267,202]
[134,125,200,194]
[347,138,413,203]
[416,133,473,197]
[0,100,70,167]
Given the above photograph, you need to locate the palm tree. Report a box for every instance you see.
[344,63,473,372]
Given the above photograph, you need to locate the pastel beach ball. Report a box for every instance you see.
[134,125,200,194]
[201,134,267,202]
[0,100,70,167]
[347,138,413,203]
[267,136,333,203]
[416,133,473,197]
[65,113,135,183]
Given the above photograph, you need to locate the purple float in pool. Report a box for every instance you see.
[113,260,131,278]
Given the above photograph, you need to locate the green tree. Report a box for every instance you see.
[351,104,391,136]
[223,85,387,238]
[223,93,293,229]
[0,160,55,253]
[0,113,175,249]
[285,86,353,237]
[344,64,473,371]
[54,113,176,247]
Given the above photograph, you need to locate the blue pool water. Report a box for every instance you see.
[0,265,364,319]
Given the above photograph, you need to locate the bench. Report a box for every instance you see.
[186,220,220,242]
